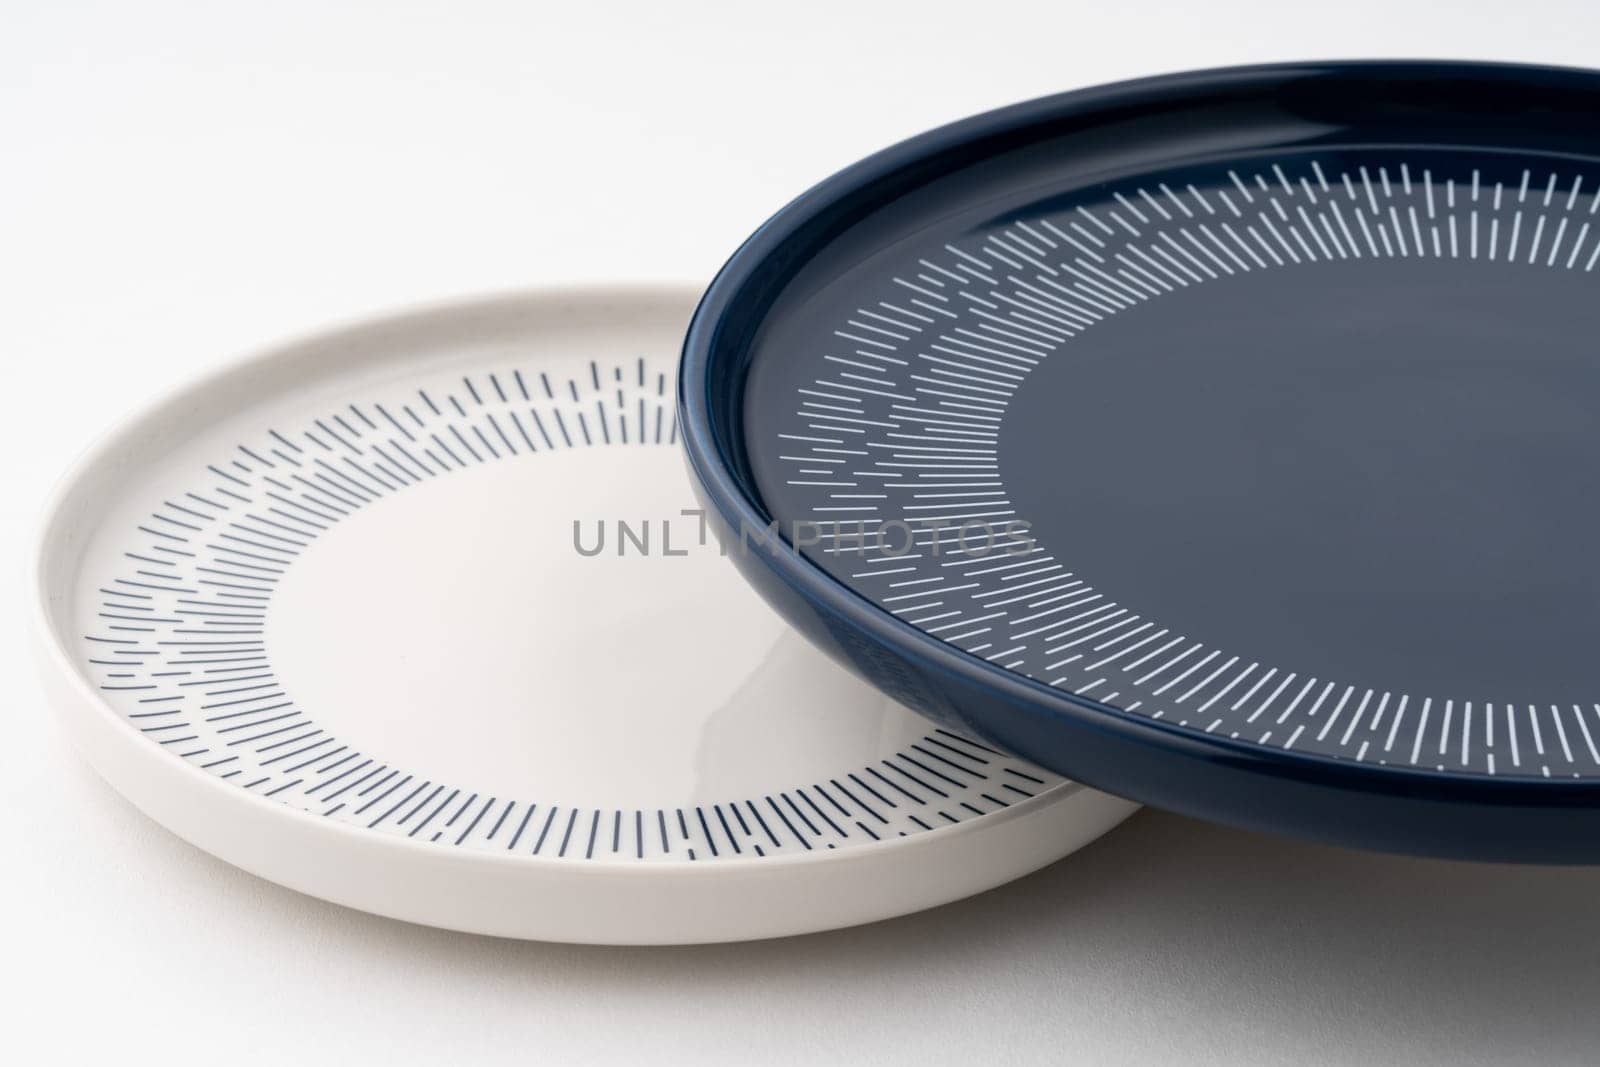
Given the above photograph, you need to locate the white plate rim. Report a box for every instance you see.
[30,282,1138,943]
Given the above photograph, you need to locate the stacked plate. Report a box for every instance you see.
[34,62,1600,946]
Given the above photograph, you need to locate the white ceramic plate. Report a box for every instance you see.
[31,285,1136,944]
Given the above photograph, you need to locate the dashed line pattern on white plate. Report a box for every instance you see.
[82,356,1066,861]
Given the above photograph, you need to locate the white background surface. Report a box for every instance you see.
[7,1,1600,1062]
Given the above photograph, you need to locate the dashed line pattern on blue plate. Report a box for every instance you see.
[774,151,1600,780]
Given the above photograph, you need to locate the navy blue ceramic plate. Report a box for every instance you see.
[681,61,1600,862]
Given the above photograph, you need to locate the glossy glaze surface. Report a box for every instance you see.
[683,63,1600,859]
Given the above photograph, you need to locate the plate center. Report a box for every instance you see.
[1004,256,1600,700]
[269,444,918,806]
